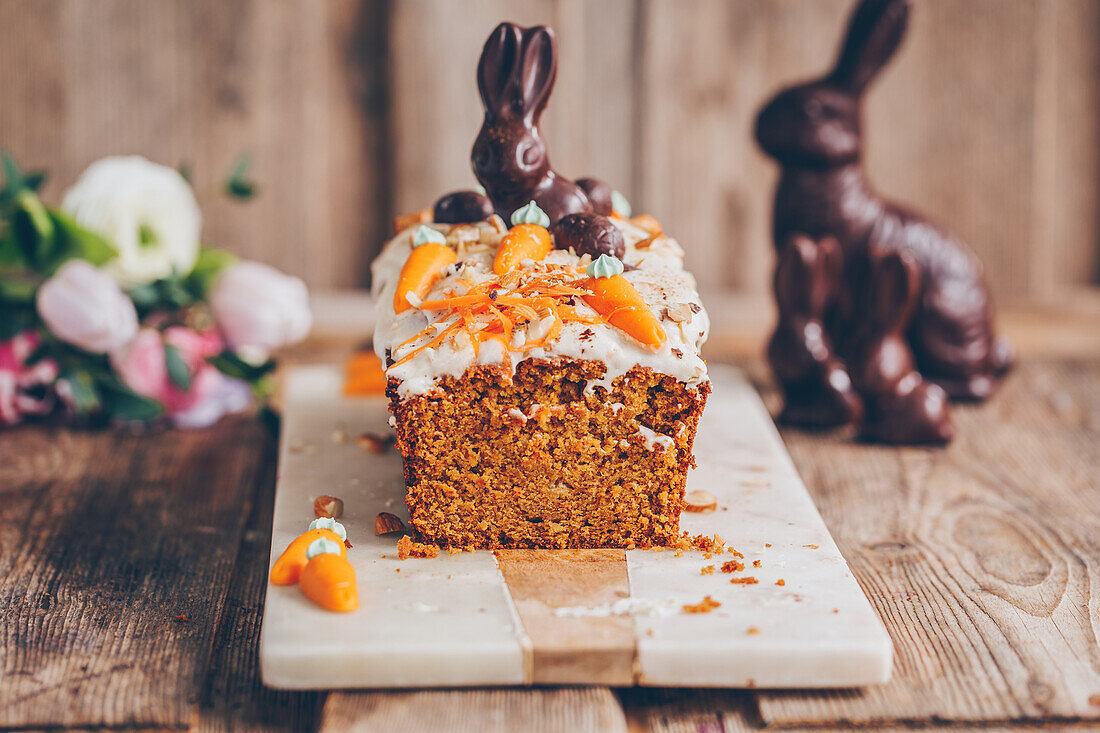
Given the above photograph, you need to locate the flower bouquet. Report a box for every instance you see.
[0,154,311,428]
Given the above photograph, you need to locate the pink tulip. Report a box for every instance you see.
[110,326,247,426]
[210,261,311,352]
[36,260,138,354]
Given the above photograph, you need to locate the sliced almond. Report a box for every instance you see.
[684,489,718,512]
[631,214,663,236]
[313,495,345,519]
[393,207,431,234]
[357,432,395,453]
[375,512,407,536]
[665,303,693,323]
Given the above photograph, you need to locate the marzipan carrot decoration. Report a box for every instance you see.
[579,274,667,348]
[394,233,456,314]
[300,551,359,613]
[269,528,346,585]
[493,224,552,275]
[344,352,387,395]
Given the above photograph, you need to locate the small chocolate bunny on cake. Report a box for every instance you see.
[755,0,1012,443]
[471,22,594,225]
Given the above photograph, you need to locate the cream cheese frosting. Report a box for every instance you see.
[371,216,710,398]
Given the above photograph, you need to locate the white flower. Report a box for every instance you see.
[209,261,311,352]
[36,261,138,354]
[61,155,201,288]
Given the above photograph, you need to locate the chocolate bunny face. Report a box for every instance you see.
[754,0,910,166]
[472,23,591,223]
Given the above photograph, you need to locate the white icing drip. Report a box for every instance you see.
[372,218,710,398]
[634,424,675,452]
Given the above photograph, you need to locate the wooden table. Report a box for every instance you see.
[2,298,1098,732]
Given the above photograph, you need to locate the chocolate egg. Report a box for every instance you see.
[575,177,613,216]
[433,190,494,224]
[550,213,625,260]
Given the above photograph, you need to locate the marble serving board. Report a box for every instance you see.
[260,364,892,689]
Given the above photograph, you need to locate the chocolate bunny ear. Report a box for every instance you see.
[478,23,522,116]
[517,26,558,120]
[867,248,919,335]
[832,0,911,94]
[774,234,843,318]
[477,23,557,122]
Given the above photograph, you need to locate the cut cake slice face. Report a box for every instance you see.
[371,215,710,549]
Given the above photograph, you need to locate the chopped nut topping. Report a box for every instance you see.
[721,559,745,573]
[689,303,702,314]
[752,559,761,568]
[358,432,395,453]
[683,490,717,512]
[631,214,663,236]
[665,303,693,323]
[375,512,407,536]
[313,495,345,519]
[730,576,759,585]
[700,565,715,575]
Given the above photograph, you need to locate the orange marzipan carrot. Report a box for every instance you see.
[300,552,359,612]
[493,224,552,275]
[578,274,667,348]
[344,352,387,395]
[270,528,347,586]
[393,242,456,314]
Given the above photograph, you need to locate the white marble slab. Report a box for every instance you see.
[260,364,892,689]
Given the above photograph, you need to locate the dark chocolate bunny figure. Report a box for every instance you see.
[472,23,593,224]
[768,234,864,428]
[846,247,953,444]
[755,0,1013,427]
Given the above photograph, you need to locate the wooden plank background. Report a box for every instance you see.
[0,0,1097,299]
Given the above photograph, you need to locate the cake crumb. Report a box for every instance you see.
[700,565,715,575]
[728,548,744,558]
[682,595,722,614]
[730,576,759,585]
[765,543,772,548]
[803,544,819,549]
[752,559,761,568]
[397,534,440,560]
[747,627,760,635]
[720,559,744,573]
[776,579,786,586]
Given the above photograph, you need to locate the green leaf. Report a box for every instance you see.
[184,246,236,298]
[0,232,25,266]
[207,350,275,382]
[164,342,192,391]
[0,272,38,302]
[224,153,257,201]
[100,378,163,422]
[128,282,160,310]
[177,161,193,185]
[63,369,102,414]
[0,304,35,339]
[47,208,117,267]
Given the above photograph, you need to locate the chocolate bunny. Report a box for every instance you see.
[755,0,1013,437]
[472,23,593,224]
[846,247,953,444]
[768,234,864,428]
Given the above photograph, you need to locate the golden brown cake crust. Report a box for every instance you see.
[387,358,709,549]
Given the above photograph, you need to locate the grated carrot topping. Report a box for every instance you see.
[388,263,660,368]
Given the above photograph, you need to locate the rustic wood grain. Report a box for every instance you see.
[753,361,1100,726]
[0,417,268,728]
[320,688,628,733]
[195,423,324,732]
[496,549,634,684]
[6,0,1092,297]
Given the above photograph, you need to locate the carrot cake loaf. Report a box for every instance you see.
[370,22,710,549]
